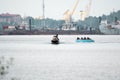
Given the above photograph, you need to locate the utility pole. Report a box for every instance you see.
[29,19,32,31]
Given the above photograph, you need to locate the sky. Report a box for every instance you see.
[0,0,120,20]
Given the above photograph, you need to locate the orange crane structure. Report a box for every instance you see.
[80,0,92,20]
[63,0,80,30]
[85,0,92,17]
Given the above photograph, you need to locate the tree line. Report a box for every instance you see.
[76,10,120,34]
[0,10,120,34]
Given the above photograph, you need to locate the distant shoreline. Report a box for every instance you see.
[0,29,102,35]
[0,30,78,35]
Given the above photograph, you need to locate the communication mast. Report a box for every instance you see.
[42,0,45,30]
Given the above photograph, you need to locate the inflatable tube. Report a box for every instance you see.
[76,39,94,43]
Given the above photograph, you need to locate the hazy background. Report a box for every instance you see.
[0,0,120,20]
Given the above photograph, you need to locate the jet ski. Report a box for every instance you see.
[51,34,59,44]
[51,40,59,44]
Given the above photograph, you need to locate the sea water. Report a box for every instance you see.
[0,35,120,80]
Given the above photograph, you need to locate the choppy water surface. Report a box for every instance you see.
[0,35,120,80]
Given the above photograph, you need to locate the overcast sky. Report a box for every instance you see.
[0,0,120,20]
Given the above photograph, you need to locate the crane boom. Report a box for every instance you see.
[64,9,69,15]
[86,0,92,17]
[63,0,80,22]
[62,0,80,30]
[71,0,80,16]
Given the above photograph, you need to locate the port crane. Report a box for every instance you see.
[80,0,92,20]
[63,0,80,30]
